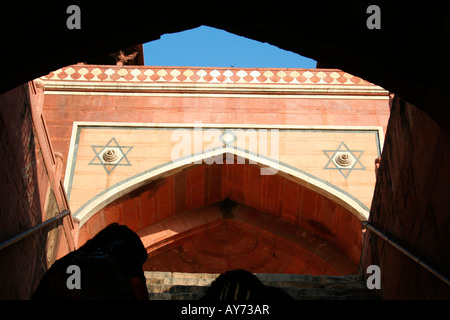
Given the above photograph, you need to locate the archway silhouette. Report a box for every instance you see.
[2,3,450,299]
[3,3,449,127]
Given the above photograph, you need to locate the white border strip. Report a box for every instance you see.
[64,122,80,192]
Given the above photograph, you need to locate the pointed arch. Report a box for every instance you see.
[73,147,369,228]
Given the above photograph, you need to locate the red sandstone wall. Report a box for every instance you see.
[362,95,450,299]
[0,82,75,299]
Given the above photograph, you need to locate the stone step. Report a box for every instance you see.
[146,271,217,286]
[144,271,377,300]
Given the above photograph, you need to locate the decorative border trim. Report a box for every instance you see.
[42,65,375,86]
[41,65,389,99]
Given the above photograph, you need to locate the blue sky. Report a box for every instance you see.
[143,26,316,69]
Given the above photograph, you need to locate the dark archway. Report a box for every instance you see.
[2,1,450,299]
[2,2,449,126]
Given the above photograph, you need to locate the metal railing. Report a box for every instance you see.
[362,221,450,286]
[0,210,71,251]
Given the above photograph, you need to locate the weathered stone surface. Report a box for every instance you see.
[362,95,450,299]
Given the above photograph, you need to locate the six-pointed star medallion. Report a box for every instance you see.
[323,142,365,178]
[89,137,133,174]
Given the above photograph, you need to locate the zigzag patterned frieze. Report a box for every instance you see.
[42,65,374,86]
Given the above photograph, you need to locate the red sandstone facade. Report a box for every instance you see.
[0,62,392,298]
[39,64,389,276]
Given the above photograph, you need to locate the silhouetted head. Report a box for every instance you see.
[81,223,148,264]
[201,269,292,300]
[32,223,148,300]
